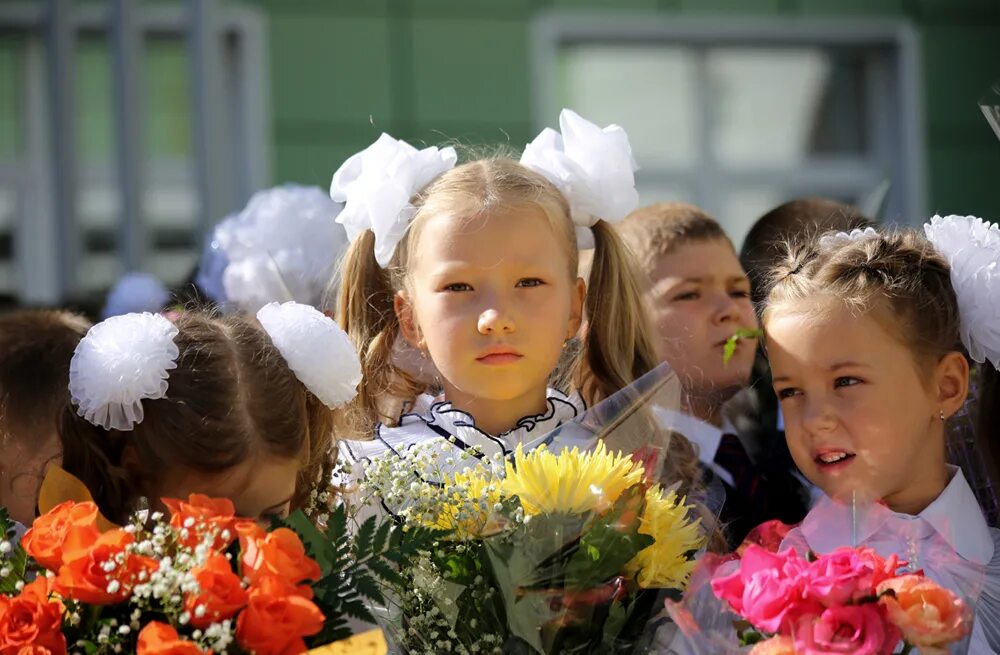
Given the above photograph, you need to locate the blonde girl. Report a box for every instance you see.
[332,110,699,498]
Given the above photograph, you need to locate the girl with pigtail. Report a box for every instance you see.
[332,110,702,513]
[51,302,361,526]
[758,218,1000,651]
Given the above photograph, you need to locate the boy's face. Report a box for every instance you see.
[643,237,758,396]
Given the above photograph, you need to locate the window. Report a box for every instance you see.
[533,15,924,245]
[0,1,268,304]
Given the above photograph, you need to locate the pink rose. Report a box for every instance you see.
[711,545,821,634]
[806,547,903,606]
[794,605,900,655]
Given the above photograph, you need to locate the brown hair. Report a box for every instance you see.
[615,202,731,275]
[763,229,962,367]
[58,311,334,524]
[742,198,875,305]
[336,157,662,436]
[0,309,90,441]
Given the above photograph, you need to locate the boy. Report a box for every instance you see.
[616,202,809,548]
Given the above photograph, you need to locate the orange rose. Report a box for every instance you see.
[55,528,158,605]
[877,574,971,650]
[15,647,54,655]
[185,553,249,629]
[241,528,320,586]
[0,578,66,655]
[137,622,211,655]
[22,501,101,571]
[236,577,324,655]
[163,495,236,551]
[749,636,796,655]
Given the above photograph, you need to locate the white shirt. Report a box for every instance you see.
[782,467,999,653]
[651,406,736,487]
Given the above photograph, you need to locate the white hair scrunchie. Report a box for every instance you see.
[924,214,1000,369]
[817,226,879,251]
[330,134,457,268]
[256,301,362,409]
[69,313,180,431]
[520,108,640,247]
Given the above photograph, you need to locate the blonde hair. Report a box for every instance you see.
[615,202,731,275]
[763,228,962,367]
[336,157,661,436]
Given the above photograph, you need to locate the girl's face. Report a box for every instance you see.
[765,297,966,515]
[398,204,585,414]
[0,432,61,525]
[157,457,300,524]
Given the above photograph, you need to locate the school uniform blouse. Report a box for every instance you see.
[781,466,1000,653]
[336,389,586,514]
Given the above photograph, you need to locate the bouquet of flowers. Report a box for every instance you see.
[0,494,399,654]
[346,364,714,654]
[708,544,971,654]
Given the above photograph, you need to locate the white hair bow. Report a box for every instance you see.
[924,214,1000,369]
[520,109,640,247]
[331,134,457,268]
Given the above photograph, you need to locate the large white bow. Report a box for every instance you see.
[331,134,457,268]
[521,109,640,245]
[924,214,1000,370]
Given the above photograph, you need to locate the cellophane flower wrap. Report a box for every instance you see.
[665,517,975,655]
[0,495,391,654]
[340,364,716,654]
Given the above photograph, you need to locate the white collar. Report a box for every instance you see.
[801,466,995,565]
[390,388,586,453]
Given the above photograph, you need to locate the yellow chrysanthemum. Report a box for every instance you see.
[625,485,705,589]
[415,467,501,540]
[501,442,644,516]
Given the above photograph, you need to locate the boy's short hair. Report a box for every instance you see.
[0,309,91,439]
[740,197,874,304]
[616,202,731,274]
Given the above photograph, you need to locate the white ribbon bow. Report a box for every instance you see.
[520,109,640,247]
[924,214,1000,370]
[331,134,457,268]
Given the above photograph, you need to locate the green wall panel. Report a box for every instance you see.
[410,18,531,125]
[270,13,394,127]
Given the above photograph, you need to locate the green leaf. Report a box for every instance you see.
[341,597,376,623]
[367,557,403,588]
[352,571,382,603]
[722,328,763,365]
[353,515,377,559]
[371,519,391,555]
[563,486,654,588]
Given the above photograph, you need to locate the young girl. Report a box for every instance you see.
[333,110,699,501]
[762,220,1000,650]
[0,309,90,526]
[53,301,361,525]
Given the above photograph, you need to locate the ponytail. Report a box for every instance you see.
[336,230,424,438]
[575,220,660,403]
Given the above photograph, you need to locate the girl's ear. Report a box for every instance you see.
[394,291,424,349]
[567,277,586,340]
[936,351,970,419]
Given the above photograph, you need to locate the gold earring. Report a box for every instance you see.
[939,410,946,421]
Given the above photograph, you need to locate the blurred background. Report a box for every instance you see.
[0,0,997,310]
